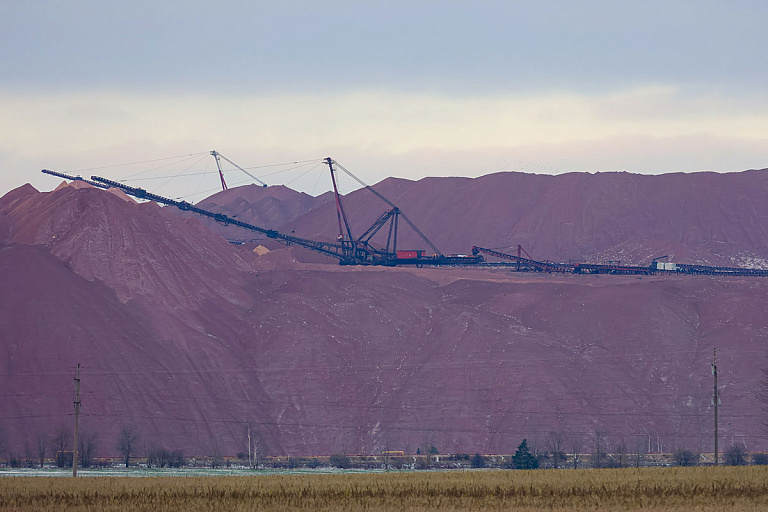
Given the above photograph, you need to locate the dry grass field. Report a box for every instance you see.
[2,466,768,511]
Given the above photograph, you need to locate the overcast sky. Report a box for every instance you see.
[2,1,767,197]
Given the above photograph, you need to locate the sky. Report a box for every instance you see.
[1,1,767,198]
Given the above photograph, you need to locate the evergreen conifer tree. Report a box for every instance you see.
[512,439,539,469]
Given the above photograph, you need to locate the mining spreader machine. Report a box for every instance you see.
[43,157,483,267]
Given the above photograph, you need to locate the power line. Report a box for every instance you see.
[133,390,715,406]
[0,390,94,398]
[236,158,324,173]
[0,413,73,420]
[60,153,326,202]
[3,408,765,440]
[125,160,325,182]
[121,171,217,181]
[70,411,768,440]
[66,152,209,174]
[1,349,761,377]
[178,160,327,201]
[3,389,758,420]
[285,162,325,186]
[148,154,209,195]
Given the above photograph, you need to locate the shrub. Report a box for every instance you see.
[329,453,351,469]
[147,447,185,468]
[471,453,485,468]
[551,451,567,466]
[725,443,748,466]
[56,451,73,468]
[672,449,699,467]
[752,453,768,465]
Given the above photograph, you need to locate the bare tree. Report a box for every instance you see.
[53,427,71,468]
[592,429,605,469]
[614,437,628,468]
[0,425,7,466]
[37,433,48,468]
[53,427,69,452]
[631,435,645,468]
[245,425,263,469]
[145,442,159,468]
[570,434,583,469]
[547,431,565,469]
[24,442,35,468]
[420,432,437,469]
[209,439,223,469]
[379,434,394,471]
[78,432,97,468]
[527,435,544,465]
[117,426,138,468]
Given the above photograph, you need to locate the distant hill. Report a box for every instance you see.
[202,169,768,268]
[197,184,334,234]
[1,171,767,460]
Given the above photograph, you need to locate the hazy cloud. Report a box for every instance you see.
[1,2,767,197]
[4,87,767,196]
[2,2,766,94]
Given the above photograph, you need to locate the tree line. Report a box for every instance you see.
[0,423,762,470]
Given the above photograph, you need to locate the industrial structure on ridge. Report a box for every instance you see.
[42,154,768,278]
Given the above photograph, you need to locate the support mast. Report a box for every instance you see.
[72,364,81,477]
[210,150,229,191]
[325,157,353,242]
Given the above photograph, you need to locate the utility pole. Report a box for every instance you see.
[73,364,81,477]
[712,349,719,466]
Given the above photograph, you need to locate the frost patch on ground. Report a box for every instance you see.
[734,253,768,269]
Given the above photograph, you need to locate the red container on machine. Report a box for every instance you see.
[396,250,424,259]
